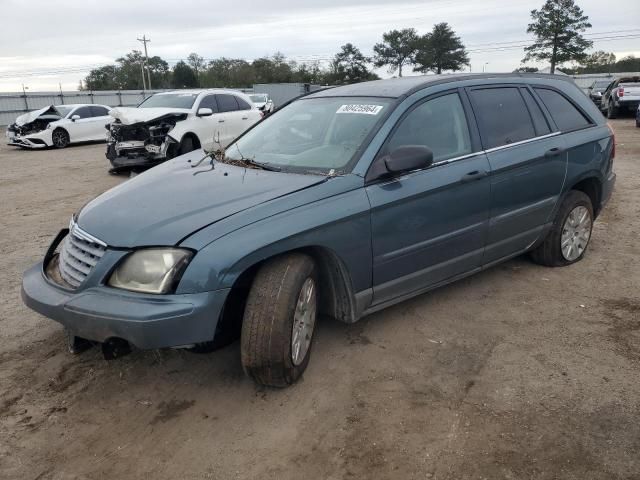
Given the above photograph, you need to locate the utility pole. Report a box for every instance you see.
[137,35,152,90]
[140,61,147,90]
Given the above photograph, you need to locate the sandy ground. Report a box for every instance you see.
[0,120,638,480]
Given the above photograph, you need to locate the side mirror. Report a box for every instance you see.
[384,145,434,174]
[71,114,80,121]
[197,107,213,117]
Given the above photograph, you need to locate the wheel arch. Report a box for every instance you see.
[216,245,359,339]
[51,126,70,145]
[181,132,201,149]
[569,176,602,217]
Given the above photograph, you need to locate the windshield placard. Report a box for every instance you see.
[336,104,384,115]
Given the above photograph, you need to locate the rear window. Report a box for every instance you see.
[236,96,252,111]
[469,87,536,149]
[533,88,591,132]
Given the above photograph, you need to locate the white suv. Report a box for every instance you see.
[106,89,262,171]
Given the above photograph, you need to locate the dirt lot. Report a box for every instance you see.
[0,120,638,480]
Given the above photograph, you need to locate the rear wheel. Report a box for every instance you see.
[530,190,594,267]
[51,128,70,148]
[241,253,318,387]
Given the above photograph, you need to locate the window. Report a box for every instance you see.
[72,106,92,119]
[533,88,591,132]
[199,95,219,112]
[235,96,252,110]
[386,93,472,163]
[521,89,551,136]
[216,94,239,112]
[138,93,198,109]
[470,87,536,149]
[90,106,109,117]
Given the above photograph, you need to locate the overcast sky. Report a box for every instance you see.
[1,0,639,91]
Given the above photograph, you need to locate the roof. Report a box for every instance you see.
[306,73,575,99]
[157,89,246,95]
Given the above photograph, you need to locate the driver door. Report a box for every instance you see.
[365,91,491,306]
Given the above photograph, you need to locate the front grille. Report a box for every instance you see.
[58,221,107,288]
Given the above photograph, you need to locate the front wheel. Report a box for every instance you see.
[51,128,70,148]
[241,253,318,387]
[530,190,594,267]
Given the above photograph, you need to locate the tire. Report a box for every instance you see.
[241,253,318,387]
[530,190,594,267]
[607,101,617,119]
[178,136,196,155]
[51,128,70,148]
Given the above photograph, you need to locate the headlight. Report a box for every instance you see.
[108,248,193,294]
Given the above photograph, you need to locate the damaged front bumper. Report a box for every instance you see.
[6,128,51,148]
[21,232,230,349]
[106,136,175,170]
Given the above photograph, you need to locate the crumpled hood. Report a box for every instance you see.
[77,150,327,248]
[109,107,191,125]
[15,106,60,126]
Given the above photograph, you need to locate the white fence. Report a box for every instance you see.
[0,89,170,126]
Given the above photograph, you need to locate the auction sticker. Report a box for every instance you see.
[336,104,384,115]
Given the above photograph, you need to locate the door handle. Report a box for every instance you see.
[544,147,566,158]
[460,170,488,183]
[218,119,225,123]
[242,116,248,120]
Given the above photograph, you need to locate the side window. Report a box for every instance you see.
[198,95,219,112]
[387,92,472,163]
[469,87,536,149]
[72,106,92,119]
[533,88,591,132]
[90,106,109,117]
[216,94,239,113]
[235,96,252,110]
[521,88,551,136]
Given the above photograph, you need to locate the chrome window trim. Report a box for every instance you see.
[483,131,561,154]
[372,131,563,186]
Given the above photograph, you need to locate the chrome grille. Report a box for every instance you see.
[58,220,107,288]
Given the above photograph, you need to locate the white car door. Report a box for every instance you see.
[193,94,228,150]
[87,106,112,141]
[214,94,245,147]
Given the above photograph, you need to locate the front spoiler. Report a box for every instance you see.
[8,138,47,149]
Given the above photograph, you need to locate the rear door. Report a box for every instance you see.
[214,94,241,146]
[467,85,567,265]
[366,90,491,305]
[234,95,261,134]
[88,106,111,141]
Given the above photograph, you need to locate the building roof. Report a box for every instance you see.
[307,73,574,99]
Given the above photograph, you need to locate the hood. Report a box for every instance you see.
[77,150,327,248]
[15,105,61,126]
[109,107,191,125]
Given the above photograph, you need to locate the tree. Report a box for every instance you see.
[414,23,469,74]
[327,43,378,84]
[172,61,198,88]
[514,66,540,73]
[522,0,592,74]
[373,28,419,77]
[187,53,205,85]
